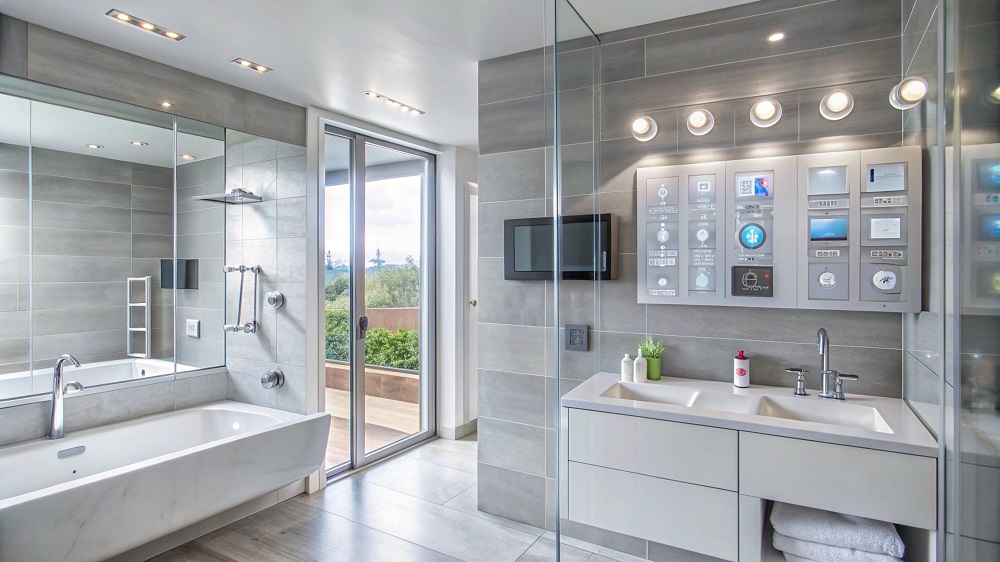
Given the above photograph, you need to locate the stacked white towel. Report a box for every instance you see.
[770,502,905,562]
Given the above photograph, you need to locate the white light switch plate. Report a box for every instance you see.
[186,319,200,338]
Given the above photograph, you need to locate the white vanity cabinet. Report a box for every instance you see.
[566,408,938,562]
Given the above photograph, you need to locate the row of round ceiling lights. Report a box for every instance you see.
[631,76,929,141]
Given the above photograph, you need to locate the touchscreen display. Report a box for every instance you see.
[976,160,1000,192]
[980,214,1000,241]
[736,175,771,197]
[809,218,848,241]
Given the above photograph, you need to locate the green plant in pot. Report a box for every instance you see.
[638,336,665,380]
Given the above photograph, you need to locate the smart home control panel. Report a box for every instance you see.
[960,143,1000,314]
[637,147,921,312]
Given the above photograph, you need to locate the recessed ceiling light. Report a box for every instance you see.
[767,32,785,42]
[990,85,1000,104]
[130,140,149,147]
[750,99,782,128]
[84,143,104,149]
[686,109,715,136]
[160,101,173,108]
[362,90,425,115]
[889,76,929,110]
[106,9,185,41]
[231,58,272,73]
[179,154,197,160]
[819,89,854,120]
[631,116,658,141]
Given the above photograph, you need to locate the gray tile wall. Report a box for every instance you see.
[0,143,174,376]
[224,131,309,414]
[477,0,910,551]
[176,156,227,369]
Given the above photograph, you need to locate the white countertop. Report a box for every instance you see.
[562,373,938,457]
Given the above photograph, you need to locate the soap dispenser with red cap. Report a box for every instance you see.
[734,350,750,388]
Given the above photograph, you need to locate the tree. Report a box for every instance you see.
[369,249,385,270]
[404,255,417,269]
[325,250,333,270]
[366,267,420,308]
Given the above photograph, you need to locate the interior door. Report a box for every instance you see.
[322,126,436,476]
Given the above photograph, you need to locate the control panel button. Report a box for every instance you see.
[739,224,766,249]
[657,276,669,287]
[731,266,774,297]
[695,273,710,288]
[656,228,671,243]
[872,270,897,291]
[818,271,837,288]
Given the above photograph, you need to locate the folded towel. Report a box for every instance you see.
[770,502,905,558]
[774,532,902,562]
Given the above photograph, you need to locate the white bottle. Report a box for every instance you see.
[633,351,647,384]
[734,350,750,388]
[620,354,634,383]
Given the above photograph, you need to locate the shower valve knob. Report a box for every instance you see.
[261,370,284,389]
[266,291,284,309]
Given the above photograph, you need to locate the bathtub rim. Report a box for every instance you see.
[0,399,329,509]
[0,365,226,409]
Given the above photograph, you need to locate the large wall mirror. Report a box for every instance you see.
[0,77,226,403]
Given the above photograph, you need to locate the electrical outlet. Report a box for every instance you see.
[186,319,200,338]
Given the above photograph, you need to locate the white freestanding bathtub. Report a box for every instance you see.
[0,401,330,562]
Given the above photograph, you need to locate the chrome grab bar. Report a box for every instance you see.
[223,265,261,334]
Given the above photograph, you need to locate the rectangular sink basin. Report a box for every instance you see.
[601,383,759,415]
[756,396,893,434]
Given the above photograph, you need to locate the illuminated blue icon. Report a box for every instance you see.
[740,224,766,249]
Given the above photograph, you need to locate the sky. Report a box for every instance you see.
[325,175,423,266]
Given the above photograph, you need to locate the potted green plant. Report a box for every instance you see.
[638,336,665,380]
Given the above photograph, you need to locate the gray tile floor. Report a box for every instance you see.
[154,434,645,562]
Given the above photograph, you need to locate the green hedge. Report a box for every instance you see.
[325,310,420,371]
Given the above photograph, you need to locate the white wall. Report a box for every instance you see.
[436,146,479,438]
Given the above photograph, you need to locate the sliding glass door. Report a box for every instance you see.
[322,125,435,476]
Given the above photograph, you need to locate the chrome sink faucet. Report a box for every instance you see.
[817,328,833,398]
[816,329,858,400]
[49,354,81,439]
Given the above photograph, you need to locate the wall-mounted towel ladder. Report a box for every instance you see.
[127,276,152,358]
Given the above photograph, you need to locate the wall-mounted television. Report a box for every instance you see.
[504,214,619,280]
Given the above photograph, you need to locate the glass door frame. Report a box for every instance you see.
[321,124,437,478]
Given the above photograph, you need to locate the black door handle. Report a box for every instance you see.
[358,316,369,339]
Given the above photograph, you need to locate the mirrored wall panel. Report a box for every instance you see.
[0,79,226,403]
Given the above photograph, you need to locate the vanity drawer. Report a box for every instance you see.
[739,432,937,529]
[568,461,739,561]
[568,408,738,490]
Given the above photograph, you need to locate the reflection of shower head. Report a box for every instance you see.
[192,188,262,204]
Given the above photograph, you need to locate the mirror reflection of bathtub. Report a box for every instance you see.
[0,359,196,401]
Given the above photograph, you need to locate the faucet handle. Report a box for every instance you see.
[784,368,809,396]
[833,373,858,400]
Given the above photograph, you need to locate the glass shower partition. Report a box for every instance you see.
[551,0,601,558]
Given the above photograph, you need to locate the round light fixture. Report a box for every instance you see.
[130,140,149,147]
[161,101,173,108]
[140,22,156,30]
[987,84,1000,105]
[165,31,180,39]
[819,89,854,121]
[84,143,103,149]
[767,32,785,42]
[410,109,421,115]
[239,60,252,67]
[115,13,131,21]
[686,109,715,136]
[631,116,658,142]
[750,99,782,128]
[179,154,197,160]
[889,76,928,110]
[255,65,267,72]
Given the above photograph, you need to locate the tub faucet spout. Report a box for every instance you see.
[49,354,81,439]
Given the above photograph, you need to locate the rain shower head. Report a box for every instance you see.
[191,188,262,204]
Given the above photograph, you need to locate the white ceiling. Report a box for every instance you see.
[0,0,756,151]
[0,93,224,167]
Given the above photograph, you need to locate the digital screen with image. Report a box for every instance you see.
[980,214,1000,240]
[809,218,848,241]
[976,160,1000,191]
